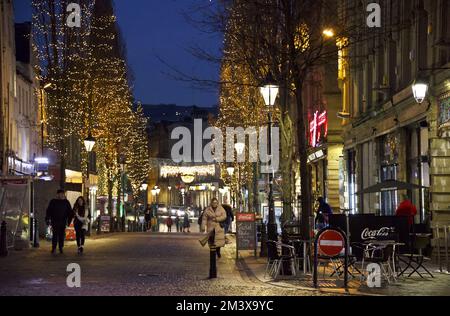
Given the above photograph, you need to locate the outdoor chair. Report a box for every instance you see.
[361,243,397,285]
[398,235,434,278]
[264,241,298,280]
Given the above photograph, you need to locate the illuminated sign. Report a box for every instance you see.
[309,111,328,147]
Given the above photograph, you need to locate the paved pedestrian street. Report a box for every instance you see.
[0,233,336,296]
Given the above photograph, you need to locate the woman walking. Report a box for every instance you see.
[200,198,227,258]
[73,197,90,254]
[183,210,191,233]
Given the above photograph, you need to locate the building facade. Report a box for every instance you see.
[0,0,16,176]
[339,0,450,225]
[10,22,40,176]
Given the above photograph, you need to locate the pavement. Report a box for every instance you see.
[0,232,336,296]
[1,232,448,296]
[237,239,450,296]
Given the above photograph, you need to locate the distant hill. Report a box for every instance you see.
[141,104,218,123]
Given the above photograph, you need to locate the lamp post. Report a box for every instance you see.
[119,156,127,232]
[226,166,236,208]
[260,72,279,260]
[168,186,172,207]
[235,142,245,212]
[84,133,95,235]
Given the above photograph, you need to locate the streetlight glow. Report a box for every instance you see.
[84,133,96,152]
[322,28,335,38]
[226,166,235,176]
[260,73,279,107]
[412,78,429,104]
[234,142,245,156]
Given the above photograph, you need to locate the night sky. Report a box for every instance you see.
[13,0,222,108]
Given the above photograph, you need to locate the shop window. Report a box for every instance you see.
[347,150,358,214]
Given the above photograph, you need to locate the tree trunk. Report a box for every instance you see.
[108,176,114,233]
[295,82,312,240]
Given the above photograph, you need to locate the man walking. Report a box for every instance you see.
[45,189,73,254]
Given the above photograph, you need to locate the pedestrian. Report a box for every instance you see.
[72,196,90,254]
[144,210,151,232]
[396,194,417,229]
[183,210,191,233]
[166,216,174,232]
[315,197,333,230]
[45,189,73,254]
[222,204,234,235]
[175,216,180,232]
[200,198,227,258]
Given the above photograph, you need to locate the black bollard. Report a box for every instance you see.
[33,218,40,248]
[209,245,217,279]
[0,221,8,257]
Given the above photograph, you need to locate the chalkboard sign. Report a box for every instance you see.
[236,213,256,252]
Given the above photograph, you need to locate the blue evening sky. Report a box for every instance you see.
[13,0,222,108]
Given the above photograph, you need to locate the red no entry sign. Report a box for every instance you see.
[317,229,345,257]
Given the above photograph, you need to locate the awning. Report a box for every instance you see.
[356,179,429,194]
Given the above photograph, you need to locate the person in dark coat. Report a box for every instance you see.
[315,197,333,230]
[45,189,73,254]
[73,196,90,254]
[222,204,234,235]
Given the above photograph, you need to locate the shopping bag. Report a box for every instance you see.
[46,226,53,241]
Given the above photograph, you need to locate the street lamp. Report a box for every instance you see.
[168,186,172,207]
[235,142,246,212]
[412,77,429,104]
[84,133,96,153]
[119,155,127,232]
[260,72,279,259]
[226,166,235,177]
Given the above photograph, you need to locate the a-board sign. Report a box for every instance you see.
[100,216,111,232]
[236,213,256,251]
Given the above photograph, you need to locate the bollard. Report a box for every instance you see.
[97,217,101,235]
[33,218,40,248]
[0,221,8,257]
[209,245,217,279]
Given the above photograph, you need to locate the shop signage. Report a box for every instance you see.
[309,111,328,147]
[236,213,256,252]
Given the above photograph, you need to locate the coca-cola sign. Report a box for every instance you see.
[361,227,395,240]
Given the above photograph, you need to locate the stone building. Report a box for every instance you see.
[0,0,16,175]
[339,0,450,225]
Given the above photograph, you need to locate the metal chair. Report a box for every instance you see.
[398,235,434,278]
[264,241,298,279]
[361,243,397,285]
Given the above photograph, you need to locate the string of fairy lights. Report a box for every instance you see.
[32,0,150,198]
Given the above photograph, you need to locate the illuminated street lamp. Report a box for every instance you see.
[260,72,279,259]
[84,133,96,153]
[226,166,235,177]
[412,77,429,104]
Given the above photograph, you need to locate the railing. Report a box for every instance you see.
[432,224,450,274]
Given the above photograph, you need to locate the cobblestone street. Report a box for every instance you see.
[0,233,336,296]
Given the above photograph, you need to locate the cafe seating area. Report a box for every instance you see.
[262,215,448,290]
